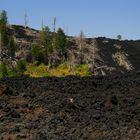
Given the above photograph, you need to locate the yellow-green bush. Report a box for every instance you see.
[25,63,93,77]
[25,63,50,77]
[75,64,92,76]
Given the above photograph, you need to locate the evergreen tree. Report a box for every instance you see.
[8,36,16,57]
[117,35,122,40]
[0,20,8,47]
[40,26,51,47]
[0,10,9,52]
[16,60,26,75]
[31,43,44,63]
[40,26,53,56]
[0,10,8,24]
[54,28,67,53]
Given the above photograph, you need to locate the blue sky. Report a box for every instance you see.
[0,0,140,39]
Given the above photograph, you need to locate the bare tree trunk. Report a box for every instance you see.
[41,17,44,30]
[24,13,28,28]
[53,17,56,33]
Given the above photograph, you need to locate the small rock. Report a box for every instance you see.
[0,84,13,96]
[110,95,118,105]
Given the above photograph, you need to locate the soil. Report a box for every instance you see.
[0,72,140,140]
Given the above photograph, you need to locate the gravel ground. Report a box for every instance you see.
[0,72,140,140]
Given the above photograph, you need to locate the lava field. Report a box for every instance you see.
[0,72,140,140]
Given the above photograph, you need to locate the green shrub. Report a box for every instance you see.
[31,44,44,64]
[0,63,8,78]
[16,60,27,75]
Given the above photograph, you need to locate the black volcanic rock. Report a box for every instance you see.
[0,72,140,139]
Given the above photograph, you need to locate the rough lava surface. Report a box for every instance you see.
[0,72,140,139]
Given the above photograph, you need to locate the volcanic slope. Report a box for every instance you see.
[9,25,140,75]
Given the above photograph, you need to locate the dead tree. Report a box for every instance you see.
[24,13,28,28]
[77,30,85,50]
[53,17,56,32]
[41,17,44,30]
[87,39,99,73]
[67,50,76,73]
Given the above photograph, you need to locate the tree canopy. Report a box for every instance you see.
[0,10,8,24]
[53,28,67,53]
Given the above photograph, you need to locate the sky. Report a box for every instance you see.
[0,0,140,40]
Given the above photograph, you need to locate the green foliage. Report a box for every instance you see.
[0,10,8,24]
[25,63,50,77]
[117,35,122,40]
[32,27,67,66]
[53,28,67,53]
[40,26,51,46]
[0,10,8,47]
[75,64,92,76]
[31,44,44,64]
[32,26,54,64]
[8,36,16,57]
[0,20,8,47]
[25,63,92,77]
[0,60,28,78]
[0,10,16,55]
[40,26,53,55]
[0,63,8,78]
[16,60,27,75]
[7,67,18,77]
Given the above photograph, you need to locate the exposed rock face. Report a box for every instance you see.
[0,72,140,139]
[8,25,140,75]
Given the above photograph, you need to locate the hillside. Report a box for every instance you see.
[0,25,139,140]
[8,25,140,76]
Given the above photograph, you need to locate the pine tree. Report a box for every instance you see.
[0,10,9,51]
[54,28,67,53]
[40,26,51,47]
[0,10,8,24]
[8,36,16,57]
[0,19,8,47]
[117,35,122,40]
[40,26,53,55]
[17,60,26,75]
[31,43,44,63]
